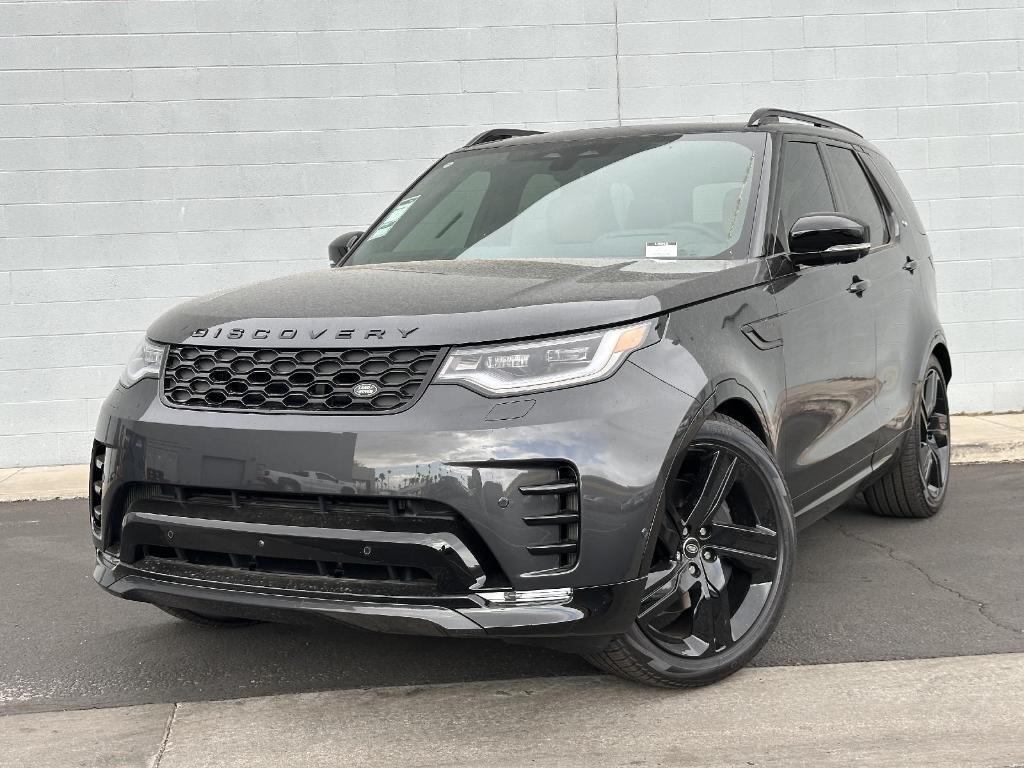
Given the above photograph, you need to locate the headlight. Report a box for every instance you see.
[119,339,166,388]
[435,320,656,396]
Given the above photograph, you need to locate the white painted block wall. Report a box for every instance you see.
[1,0,1022,467]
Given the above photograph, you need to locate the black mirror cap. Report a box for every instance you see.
[788,213,870,267]
[328,231,364,268]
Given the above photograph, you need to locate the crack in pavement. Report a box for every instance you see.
[150,702,178,768]
[832,518,1023,637]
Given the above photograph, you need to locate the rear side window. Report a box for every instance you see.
[779,141,835,248]
[866,152,926,235]
[823,146,889,247]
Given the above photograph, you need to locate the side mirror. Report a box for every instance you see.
[788,214,870,267]
[328,231,363,268]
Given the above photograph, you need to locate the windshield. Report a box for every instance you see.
[346,132,765,266]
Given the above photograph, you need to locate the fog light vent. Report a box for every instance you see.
[89,442,106,532]
[518,465,581,569]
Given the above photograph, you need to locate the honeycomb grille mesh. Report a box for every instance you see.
[162,345,441,413]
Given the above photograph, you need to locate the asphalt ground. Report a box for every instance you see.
[2,462,1022,716]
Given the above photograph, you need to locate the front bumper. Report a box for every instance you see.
[92,359,699,640]
[94,550,646,645]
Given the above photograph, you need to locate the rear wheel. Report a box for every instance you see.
[863,356,950,518]
[586,413,796,688]
[156,605,261,628]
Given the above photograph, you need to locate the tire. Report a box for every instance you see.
[863,356,951,519]
[156,605,262,628]
[586,413,796,688]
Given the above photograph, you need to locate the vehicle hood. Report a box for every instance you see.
[148,258,766,348]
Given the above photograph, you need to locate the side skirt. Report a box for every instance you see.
[793,459,876,531]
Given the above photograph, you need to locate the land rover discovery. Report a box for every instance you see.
[91,108,950,687]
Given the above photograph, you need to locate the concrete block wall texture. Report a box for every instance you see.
[0,1,1022,467]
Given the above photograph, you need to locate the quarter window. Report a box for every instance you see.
[823,146,889,247]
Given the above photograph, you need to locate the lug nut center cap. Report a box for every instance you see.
[682,538,700,558]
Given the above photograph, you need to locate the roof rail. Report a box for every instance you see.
[747,108,863,138]
[463,128,544,147]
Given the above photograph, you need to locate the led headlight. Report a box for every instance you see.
[436,320,655,396]
[119,339,166,388]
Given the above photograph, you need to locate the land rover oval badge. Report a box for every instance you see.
[352,382,380,398]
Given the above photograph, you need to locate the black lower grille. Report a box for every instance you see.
[116,484,507,594]
[141,546,436,592]
[161,344,442,413]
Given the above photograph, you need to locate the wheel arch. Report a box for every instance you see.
[713,397,769,447]
[705,378,777,457]
[931,341,952,383]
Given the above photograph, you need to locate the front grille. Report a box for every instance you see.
[162,344,442,413]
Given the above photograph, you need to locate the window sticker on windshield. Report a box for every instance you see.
[645,241,677,259]
[367,195,420,241]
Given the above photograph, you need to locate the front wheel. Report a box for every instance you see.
[586,413,796,687]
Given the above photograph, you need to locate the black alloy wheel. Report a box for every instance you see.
[864,355,951,519]
[587,413,795,687]
[918,367,951,503]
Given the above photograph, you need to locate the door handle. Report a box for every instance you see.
[847,277,871,296]
[903,257,918,274]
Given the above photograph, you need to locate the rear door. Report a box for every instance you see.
[821,143,926,459]
[770,138,878,508]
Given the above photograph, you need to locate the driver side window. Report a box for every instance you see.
[779,141,836,252]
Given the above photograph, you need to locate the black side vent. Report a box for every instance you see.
[519,465,581,569]
[89,442,106,533]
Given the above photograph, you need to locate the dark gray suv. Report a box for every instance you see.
[91,108,950,687]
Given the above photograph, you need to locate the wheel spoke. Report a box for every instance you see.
[683,449,738,531]
[708,523,778,579]
[702,554,728,594]
[638,565,697,632]
[922,370,938,418]
[708,522,777,559]
[926,445,943,488]
[919,442,936,485]
[690,586,733,653]
[658,500,683,554]
[935,445,950,487]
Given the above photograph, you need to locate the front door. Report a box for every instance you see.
[770,138,878,509]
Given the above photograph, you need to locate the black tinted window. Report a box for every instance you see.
[824,146,889,247]
[866,152,925,234]
[779,141,835,248]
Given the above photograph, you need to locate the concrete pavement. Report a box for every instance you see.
[3,653,1024,768]
[2,412,1024,502]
